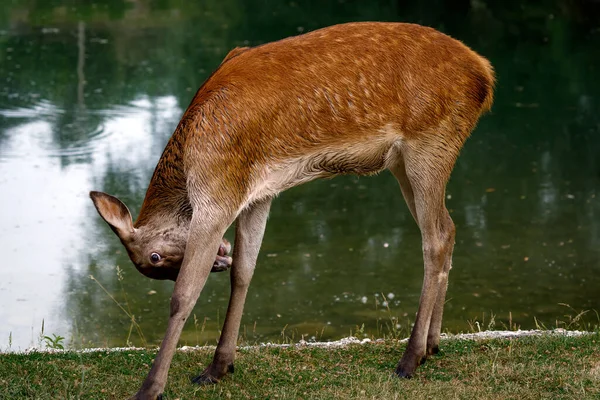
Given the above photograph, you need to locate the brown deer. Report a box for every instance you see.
[90,22,494,399]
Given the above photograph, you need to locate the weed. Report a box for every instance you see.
[556,303,598,331]
[43,334,65,350]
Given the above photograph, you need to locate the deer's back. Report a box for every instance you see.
[177,22,494,208]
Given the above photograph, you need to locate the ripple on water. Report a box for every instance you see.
[44,125,108,159]
[0,99,63,119]
[0,98,167,160]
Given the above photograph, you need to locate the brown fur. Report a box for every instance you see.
[90,22,494,399]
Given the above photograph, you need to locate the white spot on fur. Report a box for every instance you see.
[437,271,448,283]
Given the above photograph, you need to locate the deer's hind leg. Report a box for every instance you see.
[425,208,455,356]
[389,137,459,377]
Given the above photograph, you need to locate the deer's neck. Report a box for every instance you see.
[135,128,192,228]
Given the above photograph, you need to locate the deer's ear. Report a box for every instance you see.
[90,191,135,241]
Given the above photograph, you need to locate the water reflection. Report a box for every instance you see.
[0,1,598,350]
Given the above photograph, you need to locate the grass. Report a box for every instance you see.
[1,333,599,399]
[6,272,594,399]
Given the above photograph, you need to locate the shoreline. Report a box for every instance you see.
[3,328,591,355]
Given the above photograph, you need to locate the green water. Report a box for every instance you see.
[0,1,598,350]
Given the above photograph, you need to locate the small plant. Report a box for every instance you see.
[556,303,598,331]
[370,292,407,340]
[193,314,209,346]
[43,334,65,350]
[280,324,294,344]
[467,311,499,333]
[534,316,548,330]
[354,323,365,337]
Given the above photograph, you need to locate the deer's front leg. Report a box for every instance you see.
[193,197,272,384]
[133,215,231,400]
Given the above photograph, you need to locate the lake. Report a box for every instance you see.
[0,1,598,350]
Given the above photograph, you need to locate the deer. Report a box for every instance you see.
[90,22,494,399]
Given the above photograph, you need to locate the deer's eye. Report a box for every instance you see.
[150,253,162,264]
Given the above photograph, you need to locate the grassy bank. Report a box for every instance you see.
[1,333,599,399]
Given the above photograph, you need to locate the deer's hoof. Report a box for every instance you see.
[129,392,163,400]
[192,372,219,386]
[394,366,413,379]
[192,364,234,385]
[395,354,423,378]
[426,345,440,356]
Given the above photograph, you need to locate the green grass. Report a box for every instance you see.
[1,333,599,399]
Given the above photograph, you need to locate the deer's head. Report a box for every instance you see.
[89,191,231,281]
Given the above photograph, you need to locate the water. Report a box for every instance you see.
[0,1,599,350]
